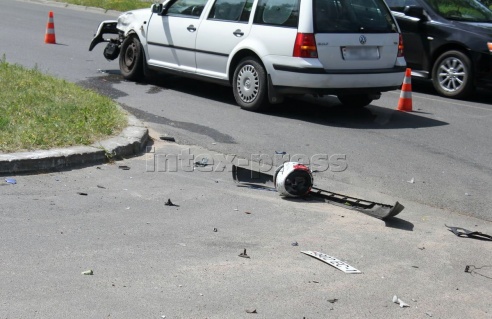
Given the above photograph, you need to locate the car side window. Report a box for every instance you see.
[208,0,254,22]
[253,0,300,27]
[167,0,208,18]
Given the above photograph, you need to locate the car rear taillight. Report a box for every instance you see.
[397,33,404,57]
[488,42,492,53]
[293,33,318,58]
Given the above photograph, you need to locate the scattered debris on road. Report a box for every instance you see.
[165,199,179,207]
[392,295,410,308]
[232,163,404,220]
[327,299,338,304]
[118,165,130,170]
[81,270,93,275]
[5,178,17,184]
[194,158,209,167]
[301,251,361,274]
[407,178,415,184]
[77,192,88,196]
[245,309,257,314]
[446,225,492,241]
[275,151,287,155]
[97,185,106,189]
[213,228,218,232]
[291,241,299,246]
[239,249,250,259]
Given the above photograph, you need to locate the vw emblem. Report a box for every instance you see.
[359,35,367,45]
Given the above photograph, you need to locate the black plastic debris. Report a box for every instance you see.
[291,241,299,246]
[5,178,16,184]
[213,228,218,232]
[77,192,88,196]
[275,151,287,155]
[245,309,257,314]
[327,299,338,304]
[97,185,106,189]
[118,165,130,170]
[160,136,176,142]
[446,225,492,241]
[165,199,179,207]
[239,248,250,258]
[465,265,492,279]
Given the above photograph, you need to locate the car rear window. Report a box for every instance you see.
[253,0,300,27]
[314,0,398,33]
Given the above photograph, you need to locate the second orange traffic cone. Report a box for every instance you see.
[45,11,56,44]
[397,68,412,112]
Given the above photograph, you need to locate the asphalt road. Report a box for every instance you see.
[1,0,491,220]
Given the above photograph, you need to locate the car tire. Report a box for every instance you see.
[119,35,144,81]
[432,50,474,99]
[233,57,268,111]
[337,94,373,108]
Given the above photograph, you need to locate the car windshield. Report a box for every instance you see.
[314,0,398,33]
[424,0,492,22]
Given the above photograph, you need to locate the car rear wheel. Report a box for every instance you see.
[233,57,268,111]
[119,35,143,81]
[337,94,373,108]
[432,50,474,99]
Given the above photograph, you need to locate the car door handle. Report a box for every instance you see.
[233,29,244,37]
[187,25,196,32]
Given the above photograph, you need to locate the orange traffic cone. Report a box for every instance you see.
[397,68,412,112]
[44,11,56,44]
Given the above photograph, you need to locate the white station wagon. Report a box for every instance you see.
[90,0,406,111]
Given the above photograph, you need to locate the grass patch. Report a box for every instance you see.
[55,0,153,11]
[0,56,127,153]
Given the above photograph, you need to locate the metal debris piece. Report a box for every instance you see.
[77,192,88,196]
[232,164,404,220]
[160,136,176,142]
[81,270,93,275]
[245,309,257,314]
[5,178,16,184]
[165,199,179,207]
[446,225,492,241]
[239,249,250,258]
[327,299,338,304]
[392,295,410,308]
[194,158,209,167]
[301,251,361,274]
[118,165,130,170]
[291,241,299,246]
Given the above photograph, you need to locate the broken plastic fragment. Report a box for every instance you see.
[77,192,88,196]
[5,178,16,184]
[327,299,338,304]
[239,248,250,258]
[118,165,130,170]
[82,270,93,275]
[213,228,218,232]
[194,158,209,167]
[407,178,415,184]
[393,295,410,308]
[160,136,176,142]
[291,241,299,246]
[97,185,106,189]
[275,151,287,155]
[245,309,257,314]
[165,199,179,207]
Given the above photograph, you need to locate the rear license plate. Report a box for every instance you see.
[341,46,380,60]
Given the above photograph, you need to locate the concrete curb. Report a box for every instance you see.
[0,113,149,175]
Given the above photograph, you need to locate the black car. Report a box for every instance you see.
[386,0,492,98]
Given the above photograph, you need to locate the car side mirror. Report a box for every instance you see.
[151,3,164,14]
[404,6,428,21]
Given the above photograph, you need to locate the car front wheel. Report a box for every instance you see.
[119,35,143,81]
[432,50,473,99]
[337,94,373,108]
[233,57,268,111]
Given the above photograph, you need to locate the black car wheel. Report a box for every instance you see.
[233,57,268,112]
[119,35,144,81]
[337,94,373,108]
[432,50,474,99]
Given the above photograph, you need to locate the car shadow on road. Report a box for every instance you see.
[412,78,492,105]
[87,71,448,130]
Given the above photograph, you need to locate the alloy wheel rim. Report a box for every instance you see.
[437,57,466,92]
[237,65,259,103]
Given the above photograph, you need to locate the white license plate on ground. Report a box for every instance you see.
[302,251,362,274]
[341,46,380,60]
